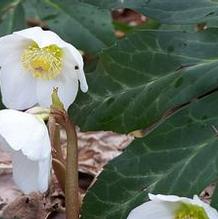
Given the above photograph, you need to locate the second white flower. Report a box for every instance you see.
[127,193,218,219]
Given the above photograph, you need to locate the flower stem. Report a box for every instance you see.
[51,109,79,219]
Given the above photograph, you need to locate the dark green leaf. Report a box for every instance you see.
[0,1,26,36]
[0,0,14,11]
[113,18,160,34]
[211,183,218,209]
[70,28,218,133]
[81,90,218,219]
[23,0,115,53]
[80,0,218,27]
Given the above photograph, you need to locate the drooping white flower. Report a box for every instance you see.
[0,26,88,110]
[127,193,218,219]
[0,109,51,194]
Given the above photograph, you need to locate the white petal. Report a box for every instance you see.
[203,204,218,219]
[0,34,31,60]
[77,69,88,93]
[192,195,218,219]
[0,34,37,109]
[36,59,79,109]
[149,193,192,204]
[38,156,51,193]
[64,43,84,67]
[12,151,50,194]
[127,200,177,219]
[0,53,37,110]
[0,109,51,160]
[0,134,13,153]
[63,45,88,93]
[14,27,67,48]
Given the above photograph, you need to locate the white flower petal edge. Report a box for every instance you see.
[127,199,176,219]
[149,193,192,203]
[127,193,218,219]
[14,26,66,48]
[192,195,218,219]
[0,109,51,193]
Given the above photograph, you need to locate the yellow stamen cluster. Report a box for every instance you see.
[22,42,63,80]
[175,203,209,219]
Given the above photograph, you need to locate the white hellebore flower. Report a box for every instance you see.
[127,193,218,219]
[0,26,88,110]
[0,109,51,194]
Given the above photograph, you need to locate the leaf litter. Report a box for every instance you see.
[0,129,133,219]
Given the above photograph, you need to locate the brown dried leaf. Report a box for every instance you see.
[200,183,216,204]
[112,9,147,26]
[1,193,47,219]
[77,130,133,176]
[0,173,22,215]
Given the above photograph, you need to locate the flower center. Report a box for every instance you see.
[175,203,209,219]
[22,42,63,80]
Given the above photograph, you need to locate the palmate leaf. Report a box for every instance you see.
[81,90,218,219]
[79,0,218,27]
[70,28,218,133]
